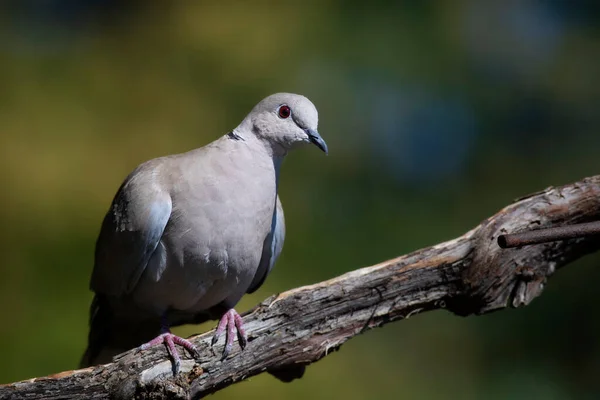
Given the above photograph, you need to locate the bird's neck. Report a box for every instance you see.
[232,120,289,159]
[273,154,284,190]
[226,128,285,190]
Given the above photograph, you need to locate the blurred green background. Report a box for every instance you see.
[1,1,599,399]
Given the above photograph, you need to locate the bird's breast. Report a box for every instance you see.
[133,161,277,313]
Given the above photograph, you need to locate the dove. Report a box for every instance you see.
[80,93,328,373]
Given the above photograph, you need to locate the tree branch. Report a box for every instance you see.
[3,176,600,400]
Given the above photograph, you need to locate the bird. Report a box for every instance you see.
[80,93,328,374]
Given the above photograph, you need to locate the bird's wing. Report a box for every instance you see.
[247,195,285,294]
[90,165,172,297]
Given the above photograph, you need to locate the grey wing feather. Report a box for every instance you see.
[247,195,285,294]
[91,167,172,297]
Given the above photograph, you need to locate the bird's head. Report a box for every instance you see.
[239,93,328,156]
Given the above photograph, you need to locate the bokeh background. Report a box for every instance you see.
[1,1,599,399]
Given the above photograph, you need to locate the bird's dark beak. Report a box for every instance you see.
[305,129,328,154]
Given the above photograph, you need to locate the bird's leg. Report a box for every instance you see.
[211,309,247,360]
[138,315,199,374]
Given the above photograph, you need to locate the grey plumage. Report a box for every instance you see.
[248,196,285,294]
[81,93,326,369]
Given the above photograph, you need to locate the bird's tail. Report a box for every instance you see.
[80,294,162,367]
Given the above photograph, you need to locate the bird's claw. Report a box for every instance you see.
[139,332,199,374]
[172,358,181,375]
[211,309,247,360]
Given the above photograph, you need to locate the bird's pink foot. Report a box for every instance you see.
[139,332,199,374]
[211,309,247,360]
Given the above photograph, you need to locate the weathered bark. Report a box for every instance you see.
[2,176,600,400]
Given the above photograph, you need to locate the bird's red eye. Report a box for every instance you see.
[278,105,291,119]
